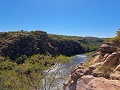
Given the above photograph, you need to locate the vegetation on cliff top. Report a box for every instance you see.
[109,29,120,47]
[0,30,104,61]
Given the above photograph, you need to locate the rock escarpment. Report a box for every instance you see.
[0,31,104,60]
[63,43,120,90]
[0,31,85,60]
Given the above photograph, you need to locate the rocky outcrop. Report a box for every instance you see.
[0,31,50,60]
[63,43,120,90]
[77,75,120,90]
[102,52,120,67]
[110,71,120,80]
[94,43,120,67]
[0,31,85,60]
[63,63,99,90]
[93,52,107,62]
[63,62,120,90]
[110,64,120,80]
[0,31,104,60]
[99,43,116,53]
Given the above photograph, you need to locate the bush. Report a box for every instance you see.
[16,55,28,64]
[98,65,113,79]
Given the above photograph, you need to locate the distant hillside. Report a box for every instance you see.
[48,34,104,52]
[0,30,104,60]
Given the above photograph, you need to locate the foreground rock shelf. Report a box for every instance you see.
[77,75,120,90]
[63,43,120,90]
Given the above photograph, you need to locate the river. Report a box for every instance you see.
[43,54,88,90]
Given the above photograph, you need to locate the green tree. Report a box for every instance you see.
[116,29,120,36]
[16,55,28,64]
[110,29,120,47]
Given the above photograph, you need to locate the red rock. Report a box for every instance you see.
[77,75,120,90]
[102,52,120,67]
[110,71,120,80]
[115,64,120,71]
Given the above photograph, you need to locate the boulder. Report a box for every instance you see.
[77,66,85,69]
[71,72,83,81]
[115,64,120,71]
[64,75,72,85]
[110,71,120,80]
[93,53,106,62]
[82,68,92,75]
[99,44,116,53]
[89,62,102,71]
[102,52,120,67]
[103,53,111,61]
[71,67,94,82]
[92,69,103,77]
[71,67,79,74]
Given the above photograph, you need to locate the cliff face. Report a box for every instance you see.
[48,39,85,56]
[0,31,103,60]
[63,43,120,90]
[0,31,50,60]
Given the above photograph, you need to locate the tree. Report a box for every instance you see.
[110,29,120,47]
[16,55,28,64]
[0,54,70,90]
[116,29,120,36]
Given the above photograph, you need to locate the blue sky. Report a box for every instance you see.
[0,0,120,38]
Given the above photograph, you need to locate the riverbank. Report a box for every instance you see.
[45,54,88,90]
[63,43,120,90]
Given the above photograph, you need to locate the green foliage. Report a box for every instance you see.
[83,52,96,67]
[16,55,28,64]
[116,29,120,36]
[83,57,94,67]
[0,30,104,89]
[0,60,17,71]
[98,65,113,79]
[0,54,70,90]
[0,30,105,89]
[0,30,104,60]
[85,51,95,56]
[55,54,71,63]
[109,29,120,47]
[49,35,104,58]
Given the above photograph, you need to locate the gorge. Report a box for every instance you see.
[1,30,120,90]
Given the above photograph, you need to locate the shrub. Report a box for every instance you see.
[16,55,28,64]
[98,65,113,79]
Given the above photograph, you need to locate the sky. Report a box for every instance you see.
[0,0,120,38]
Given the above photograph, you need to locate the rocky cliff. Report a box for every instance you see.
[63,43,120,90]
[0,31,104,60]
